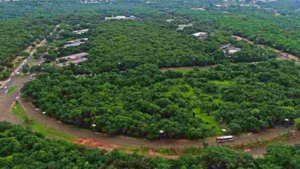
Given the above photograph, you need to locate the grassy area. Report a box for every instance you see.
[12,103,75,142]
[6,86,16,96]
[193,107,223,136]
[283,106,295,111]
[209,80,236,85]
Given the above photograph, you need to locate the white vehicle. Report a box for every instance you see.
[216,136,233,143]
[4,86,7,89]
[7,78,11,82]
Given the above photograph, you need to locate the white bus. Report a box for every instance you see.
[216,136,233,143]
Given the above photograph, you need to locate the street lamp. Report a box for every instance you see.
[285,119,289,128]
[159,130,164,150]
[92,124,96,141]
[42,112,47,135]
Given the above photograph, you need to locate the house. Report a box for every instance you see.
[192,8,205,11]
[220,44,241,57]
[73,29,89,35]
[166,19,174,23]
[57,53,89,67]
[105,16,129,20]
[228,48,241,55]
[57,58,88,67]
[177,23,193,30]
[63,38,88,48]
[129,16,138,20]
[67,38,88,44]
[72,58,88,64]
[58,52,88,61]
[193,32,208,40]
[221,43,231,49]
[63,42,85,48]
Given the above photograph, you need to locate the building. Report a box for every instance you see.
[166,19,174,23]
[67,38,88,44]
[221,43,231,49]
[193,32,208,40]
[105,16,129,20]
[57,53,89,67]
[73,29,89,35]
[177,23,193,30]
[220,44,241,57]
[58,52,88,61]
[228,48,241,55]
[191,8,205,11]
[63,38,88,48]
[57,58,88,67]
[129,16,138,20]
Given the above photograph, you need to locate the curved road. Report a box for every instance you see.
[4,76,298,150]
[1,27,300,157]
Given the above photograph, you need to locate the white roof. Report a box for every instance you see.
[228,48,241,54]
[193,32,207,36]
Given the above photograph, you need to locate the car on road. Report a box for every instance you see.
[4,86,7,89]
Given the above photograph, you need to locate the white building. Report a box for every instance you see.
[193,32,208,40]
[73,29,89,35]
[105,16,129,20]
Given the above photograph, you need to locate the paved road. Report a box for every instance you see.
[0,24,299,157]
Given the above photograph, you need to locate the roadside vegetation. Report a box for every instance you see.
[1,122,300,169]
[6,86,16,96]
[12,103,75,142]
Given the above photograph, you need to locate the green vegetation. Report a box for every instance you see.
[295,118,300,131]
[2,122,300,169]
[193,108,223,136]
[6,86,16,96]
[12,103,75,142]
[22,59,300,139]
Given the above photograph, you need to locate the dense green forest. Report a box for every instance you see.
[22,60,300,138]
[1,122,300,169]
[3,0,300,167]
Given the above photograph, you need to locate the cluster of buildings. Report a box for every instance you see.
[57,52,89,67]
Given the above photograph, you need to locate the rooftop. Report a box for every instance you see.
[59,52,88,61]
[73,29,89,35]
